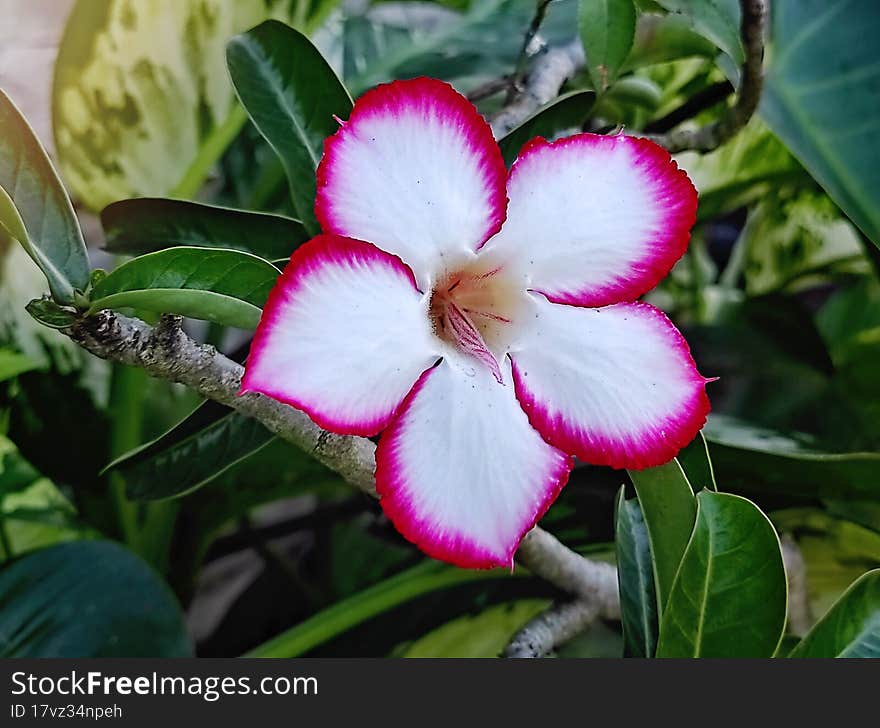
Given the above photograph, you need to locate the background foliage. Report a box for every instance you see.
[0,0,878,658]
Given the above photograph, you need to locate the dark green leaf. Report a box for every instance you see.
[579,0,637,92]
[704,415,880,501]
[628,459,696,614]
[25,299,78,330]
[227,20,352,234]
[88,247,280,329]
[762,0,880,247]
[615,488,658,657]
[655,0,743,64]
[790,569,880,658]
[0,91,90,303]
[109,405,275,501]
[656,491,787,657]
[0,540,191,656]
[101,198,308,261]
[498,91,595,165]
[678,431,717,492]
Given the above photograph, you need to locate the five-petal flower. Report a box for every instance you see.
[241,77,710,568]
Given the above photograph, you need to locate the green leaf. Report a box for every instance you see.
[395,600,549,657]
[107,402,275,501]
[101,198,308,261]
[790,570,880,658]
[628,459,696,614]
[579,0,637,92]
[624,13,717,70]
[770,508,880,620]
[656,491,787,657]
[0,91,90,303]
[655,0,743,64]
[0,349,39,383]
[678,431,718,492]
[88,247,280,329]
[246,560,513,657]
[227,20,353,235]
[51,0,298,211]
[0,540,191,656]
[762,0,880,247]
[704,414,880,502]
[25,299,79,330]
[498,91,595,165]
[615,488,658,657]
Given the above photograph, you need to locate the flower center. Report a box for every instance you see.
[429,260,520,383]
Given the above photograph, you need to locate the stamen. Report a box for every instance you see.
[463,307,511,324]
[444,301,504,384]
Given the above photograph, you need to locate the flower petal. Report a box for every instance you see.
[376,354,572,568]
[241,235,439,436]
[483,133,697,307]
[510,295,711,470]
[316,77,508,286]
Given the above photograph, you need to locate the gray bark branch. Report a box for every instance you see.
[63,310,623,608]
[646,0,767,153]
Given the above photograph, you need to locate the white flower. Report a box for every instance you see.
[241,78,710,568]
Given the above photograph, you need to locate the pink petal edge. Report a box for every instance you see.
[511,301,712,470]
[239,234,429,438]
[315,76,509,250]
[375,364,575,569]
[512,133,699,308]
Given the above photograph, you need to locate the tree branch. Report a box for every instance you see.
[489,39,585,137]
[62,309,622,608]
[646,0,767,153]
[503,599,600,658]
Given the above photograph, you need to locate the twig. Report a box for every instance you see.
[504,599,599,658]
[643,80,733,134]
[781,534,811,636]
[647,0,767,153]
[490,39,585,137]
[466,75,514,103]
[507,0,553,100]
[62,310,622,608]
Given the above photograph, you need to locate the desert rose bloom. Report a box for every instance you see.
[241,78,710,568]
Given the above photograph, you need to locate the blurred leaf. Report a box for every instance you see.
[498,91,595,164]
[395,600,548,657]
[0,540,191,656]
[615,488,658,657]
[52,0,297,210]
[227,21,352,234]
[0,349,38,382]
[88,247,280,329]
[654,0,743,64]
[247,560,512,657]
[624,12,717,70]
[656,491,787,657]
[678,431,717,492]
[676,118,805,222]
[742,191,866,296]
[816,277,880,363]
[771,509,880,619]
[24,299,78,330]
[579,0,637,92]
[0,91,90,303]
[762,0,880,247]
[101,198,308,261]
[790,570,880,658]
[107,403,275,501]
[704,415,880,501]
[628,459,695,615]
